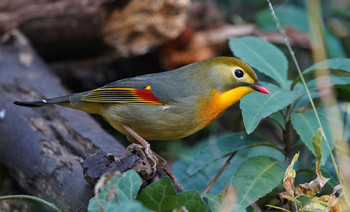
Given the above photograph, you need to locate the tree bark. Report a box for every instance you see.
[0,30,125,211]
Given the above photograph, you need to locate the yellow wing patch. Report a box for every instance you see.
[81,87,164,106]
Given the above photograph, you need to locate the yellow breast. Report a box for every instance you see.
[196,86,255,128]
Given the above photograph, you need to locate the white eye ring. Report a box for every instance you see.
[234,69,244,78]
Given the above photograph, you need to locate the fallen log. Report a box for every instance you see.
[0,30,125,211]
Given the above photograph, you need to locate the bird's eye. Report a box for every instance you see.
[234,69,244,78]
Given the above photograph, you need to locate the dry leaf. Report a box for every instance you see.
[296,129,329,196]
[303,196,329,211]
[296,161,330,196]
[296,180,322,196]
[283,152,299,195]
[328,185,342,212]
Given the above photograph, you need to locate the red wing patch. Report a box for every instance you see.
[81,87,164,105]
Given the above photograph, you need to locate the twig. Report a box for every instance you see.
[203,153,235,194]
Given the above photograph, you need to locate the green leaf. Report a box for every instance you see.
[88,170,144,212]
[187,133,264,175]
[269,111,286,129]
[304,58,350,74]
[312,128,323,163]
[202,193,246,212]
[291,58,350,89]
[105,202,150,212]
[324,28,346,58]
[136,177,207,212]
[231,156,287,209]
[174,158,225,193]
[202,193,221,212]
[291,110,333,164]
[229,36,288,88]
[240,82,298,134]
[305,75,350,92]
[257,5,345,58]
[257,5,309,32]
[293,75,350,109]
[174,145,284,193]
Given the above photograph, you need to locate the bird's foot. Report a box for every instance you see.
[126,144,182,191]
[120,123,183,190]
[126,143,158,174]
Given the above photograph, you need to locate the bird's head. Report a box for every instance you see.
[207,57,269,95]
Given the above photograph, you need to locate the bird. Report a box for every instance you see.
[14,56,269,186]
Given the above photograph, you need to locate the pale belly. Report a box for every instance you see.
[102,103,204,141]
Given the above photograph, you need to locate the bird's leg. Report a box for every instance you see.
[120,123,182,190]
[120,123,158,169]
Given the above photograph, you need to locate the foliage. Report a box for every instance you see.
[89,32,350,212]
[231,156,287,208]
[88,170,206,212]
[88,1,350,211]
[256,4,345,58]
[171,34,350,211]
[136,177,207,212]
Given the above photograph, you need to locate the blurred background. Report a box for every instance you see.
[0,0,349,209]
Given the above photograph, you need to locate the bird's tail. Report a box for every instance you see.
[14,95,71,107]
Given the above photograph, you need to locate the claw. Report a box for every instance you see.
[144,147,158,169]
[120,123,183,190]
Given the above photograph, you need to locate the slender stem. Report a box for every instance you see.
[283,105,292,156]
[203,153,235,194]
[267,0,342,184]
[342,103,349,141]
[0,195,62,212]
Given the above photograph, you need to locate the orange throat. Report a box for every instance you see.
[196,86,255,127]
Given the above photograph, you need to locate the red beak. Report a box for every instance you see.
[251,82,269,94]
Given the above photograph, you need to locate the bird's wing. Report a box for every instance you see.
[80,77,166,106]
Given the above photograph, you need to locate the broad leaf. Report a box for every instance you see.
[136,177,207,212]
[324,28,346,58]
[229,36,288,88]
[292,58,350,89]
[240,82,297,134]
[203,193,246,212]
[231,156,287,209]
[174,157,227,193]
[305,75,350,94]
[257,5,345,58]
[202,193,221,212]
[269,111,286,129]
[257,5,309,32]
[291,110,333,164]
[88,170,145,212]
[187,133,264,175]
[174,145,284,193]
[104,202,150,212]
